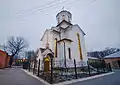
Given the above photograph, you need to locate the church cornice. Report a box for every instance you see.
[57,38,73,43]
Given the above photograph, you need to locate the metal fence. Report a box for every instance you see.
[24,59,112,84]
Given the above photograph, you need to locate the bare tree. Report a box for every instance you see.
[5,36,28,66]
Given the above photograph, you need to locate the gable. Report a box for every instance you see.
[73,24,86,36]
[56,20,72,28]
[40,29,48,41]
[40,29,52,41]
[42,48,54,57]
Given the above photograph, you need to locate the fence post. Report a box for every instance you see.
[96,62,99,74]
[102,60,106,73]
[87,61,91,76]
[107,63,109,72]
[37,59,40,76]
[28,61,30,72]
[108,63,112,72]
[74,59,78,79]
[33,60,35,74]
[50,58,53,84]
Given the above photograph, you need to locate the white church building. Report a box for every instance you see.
[36,10,88,71]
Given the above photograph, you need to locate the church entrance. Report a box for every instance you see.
[44,56,50,72]
[43,51,54,72]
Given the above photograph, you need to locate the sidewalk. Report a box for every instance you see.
[0,67,46,85]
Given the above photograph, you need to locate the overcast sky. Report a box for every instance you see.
[0,0,120,52]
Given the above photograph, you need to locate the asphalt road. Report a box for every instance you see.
[0,67,45,85]
[67,70,120,85]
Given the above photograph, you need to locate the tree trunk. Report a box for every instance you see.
[9,56,14,67]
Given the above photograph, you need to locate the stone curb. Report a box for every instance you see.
[21,69,114,85]
[53,72,115,85]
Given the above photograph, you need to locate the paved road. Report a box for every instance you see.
[67,70,120,85]
[0,68,45,85]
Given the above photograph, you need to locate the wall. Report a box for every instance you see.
[105,58,120,68]
[69,25,88,66]
[0,50,7,68]
[53,24,88,67]
[5,55,10,67]
[37,50,44,70]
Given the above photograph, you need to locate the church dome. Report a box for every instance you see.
[56,10,72,24]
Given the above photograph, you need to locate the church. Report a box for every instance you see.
[36,10,88,71]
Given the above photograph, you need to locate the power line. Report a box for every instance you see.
[17,0,75,16]
[17,0,97,19]
[18,0,73,19]
[16,0,62,15]
[37,0,70,12]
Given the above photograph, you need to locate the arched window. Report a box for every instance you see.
[54,38,57,57]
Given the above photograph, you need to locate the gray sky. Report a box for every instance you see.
[0,0,120,52]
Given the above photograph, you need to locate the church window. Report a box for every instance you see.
[62,14,65,20]
[68,48,71,59]
[54,38,57,57]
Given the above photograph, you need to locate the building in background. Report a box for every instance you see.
[104,51,120,69]
[88,56,99,62]
[37,10,88,71]
[0,50,10,68]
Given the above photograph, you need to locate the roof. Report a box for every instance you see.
[73,24,86,35]
[40,29,48,41]
[0,50,6,54]
[56,10,72,18]
[104,51,120,59]
[40,27,59,41]
[56,20,72,27]
[39,48,46,53]
[42,48,54,57]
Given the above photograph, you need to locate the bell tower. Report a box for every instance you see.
[56,10,72,24]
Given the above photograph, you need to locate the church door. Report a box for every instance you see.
[44,57,50,72]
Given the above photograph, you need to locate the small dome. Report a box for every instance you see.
[56,10,72,24]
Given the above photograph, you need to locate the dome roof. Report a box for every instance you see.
[56,10,72,18]
[56,10,72,24]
